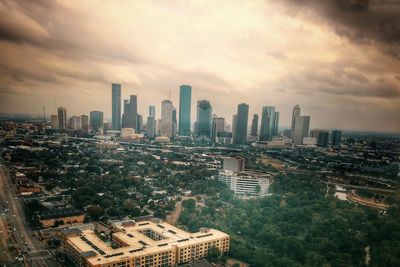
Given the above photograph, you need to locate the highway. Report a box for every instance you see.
[0,159,60,267]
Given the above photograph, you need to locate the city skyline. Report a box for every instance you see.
[0,1,399,133]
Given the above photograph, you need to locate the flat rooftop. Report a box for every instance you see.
[64,220,229,265]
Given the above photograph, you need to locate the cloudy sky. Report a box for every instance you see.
[0,0,399,132]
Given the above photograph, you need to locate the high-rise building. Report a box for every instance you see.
[250,114,258,137]
[233,103,249,145]
[293,116,310,145]
[90,111,104,133]
[137,114,143,133]
[231,115,237,142]
[310,129,329,147]
[160,100,174,138]
[195,100,212,138]
[81,115,89,133]
[149,105,156,118]
[259,106,275,141]
[50,115,58,129]
[291,104,301,137]
[57,107,67,130]
[273,112,280,136]
[111,83,121,130]
[69,115,81,130]
[146,116,156,138]
[212,117,225,142]
[179,85,192,136]
[331,130,342,147]
[122,95,137,131]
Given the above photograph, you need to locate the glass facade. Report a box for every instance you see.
[179,85,192,136]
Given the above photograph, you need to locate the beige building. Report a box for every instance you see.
[60,219,229,267]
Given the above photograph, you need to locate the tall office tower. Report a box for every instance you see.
[69,115,81,130]
[259,106,275,141]
[172,108,177,136]
[122,95,137,130]
[250,114,259,137]
[81,115,89,133]
[57,107,67,130]
[137,114,143,133]
[212,117,225,142]
[195,100,212,138]
[291,104,301,137]
[231,115,237,142]
[311,130,329,147]
[293,116,310,145]
[111,83,121,130]
[273,111,280,136]
[146,116,156,138]
[90,111,104,133]
[233,103,249,145]
[51,115,58,129]
[179,85,192,136]
[149,105,156,118]
[331,130,342,147]
[160,100,174,138]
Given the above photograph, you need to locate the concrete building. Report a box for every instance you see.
[149,106,156,118]
[39,208,84,228]
[233,103,249,145]
[179,85,192,136]
[51,115,58,129]
[60,219,229,267]
[81,115,89,133]
[218,170,272,196]
[160,100,174,138]
[57,107,67,130]
[273,112,280,136]
[292,116,310,146]
[222,157,245,172]
[69,115,81,130]
[112,83,122,130]
[302,137,317,146]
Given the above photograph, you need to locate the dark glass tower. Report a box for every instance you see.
[179,85,192,136]
[195,100,212,137]
[112,83,121,130]
[250,114,258,136]
[90,111,104,132]
[233,103,249,145]
[260,106,275,141]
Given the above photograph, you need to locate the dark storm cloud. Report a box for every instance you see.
[283,0,400,54]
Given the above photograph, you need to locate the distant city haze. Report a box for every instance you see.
[0,1,399,132]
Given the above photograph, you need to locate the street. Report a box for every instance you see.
[0,161,60,267]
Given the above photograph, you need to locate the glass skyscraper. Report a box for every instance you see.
[260,106,275,141]
[233,103,249,145]
[112,83,121,130]
[195,100,212,137]
[179,85,192,136]
[90,111,104,132]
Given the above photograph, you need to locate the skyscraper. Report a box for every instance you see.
[111,83,121,130]
[146,116,156,138]
[273,112,280,136]
[122,95,137,130]
[250,114,259,136]
[311,130,329,147]
[259,106,275,141]
[212,117,225,142]
[149,105,156,118]
[160,100,174,138]
[69,115,81,130]
[51,115,58,129]
[231,115,237,142]
[195,100,212,138]
[293,116,310,145]
[90,111,104,133]
[233,103,249,145]
[291,104,301,137]
[81,115,89,133]
[179,85,192,136]
[57,107,67,130]
[331,130,342,147]
[137,114,143,133]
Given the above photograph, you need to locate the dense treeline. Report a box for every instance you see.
[179,174,400,266]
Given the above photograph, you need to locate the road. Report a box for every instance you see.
[0,161,60,267]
